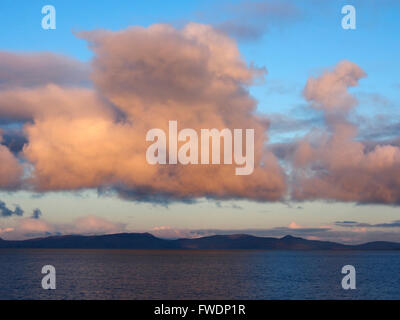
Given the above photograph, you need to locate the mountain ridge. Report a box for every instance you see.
[0,232,399,250]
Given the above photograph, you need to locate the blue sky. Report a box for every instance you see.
[1,0,398,117]
[0,0,399,242]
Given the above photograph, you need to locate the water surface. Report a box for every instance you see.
[0,249,399,299]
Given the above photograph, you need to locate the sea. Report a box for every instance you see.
[0,249,399,300]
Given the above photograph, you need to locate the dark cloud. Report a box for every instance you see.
[100,185,197,207]
[335,220,400,228]
[0,200,23,217]
[215,201,243,209]
[269,141,298,161]
[0,129,28,154]
[31,208,42,220]
[358,116,400,142]
[335,221,358,225]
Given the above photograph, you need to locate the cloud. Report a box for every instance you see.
[0,84,113,123]
[1,215,126,240]
[303,60,366,112]
[10,23,286,202]
[288,221,302,229]
[291,60,400,204]
[267,112,323,136]
[215,201,243,209]
[31,208,42,219]
[357,114,400,142]
[17,218,53,235]
[0,145,23,189]
[73,215,125,234]
[0,130,23,189]
[150,226,206,239]
[335,220,400,228]
[2,217,400,244]
[0,129,28,154]
[0,200,23,218]
[217,21,266,41]
[212,0,301,41]
[274,225,331,234]
[335,221,358,225]
[0,51,89,90]
[0,227,14,234]
[0,25,399,207]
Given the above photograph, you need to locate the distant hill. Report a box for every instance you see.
[0,233,400,250]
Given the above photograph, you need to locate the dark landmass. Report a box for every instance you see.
[0,233,400,250]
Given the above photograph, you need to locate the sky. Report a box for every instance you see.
[0,0,399,243]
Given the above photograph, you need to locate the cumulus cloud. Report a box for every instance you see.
[303,60,366,112]
[0,84,112,123]
[12,23,286,202]
[291,60,400,204]
[0,24,399,207]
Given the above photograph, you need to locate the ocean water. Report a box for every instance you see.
[0,249,399,300]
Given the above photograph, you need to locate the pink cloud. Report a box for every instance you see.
[304,60,366,112]
[292,60,400,204]
[73,215,125,235]
[1,215,126,240]
[17,218,53,234]
[0,227,14,234]
[288,221,302,229]
[10,23,286,201]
